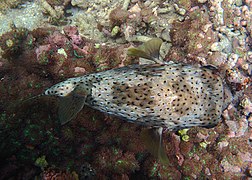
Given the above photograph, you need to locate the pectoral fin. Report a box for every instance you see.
[140,127,169,165]
[58,91,86,125]
[58,95,85,125]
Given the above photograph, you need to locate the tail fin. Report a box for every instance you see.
[15,93,53,119]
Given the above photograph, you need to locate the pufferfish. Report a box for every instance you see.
[40,38,224,163]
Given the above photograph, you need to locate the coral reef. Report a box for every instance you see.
[0,1,45,36]
[0,0,251,179]
[0,0,25,12]
[167,6,218,64]
[40,168,78,180]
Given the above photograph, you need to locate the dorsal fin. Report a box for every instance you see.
[202,64,218,70]
[127,38,164,64]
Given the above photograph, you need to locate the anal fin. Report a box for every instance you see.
[140,127,169,165]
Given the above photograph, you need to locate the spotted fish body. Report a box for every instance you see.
[44,39,224,131]
[43,38,225,164]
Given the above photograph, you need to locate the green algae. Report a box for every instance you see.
[111,26,120,37]
[73,49,84,58]
[150,162,159,177]
[5,39,14,47]
[35,155,48,169]
[178,129,190,142]
[199,141,210,149]
[182,135,190,142]
[27,81,42,89]
[94,43,101,49]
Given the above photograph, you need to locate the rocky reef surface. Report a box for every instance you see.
[0,0,251,179]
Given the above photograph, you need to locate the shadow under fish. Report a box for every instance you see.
[30,38,225,164]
